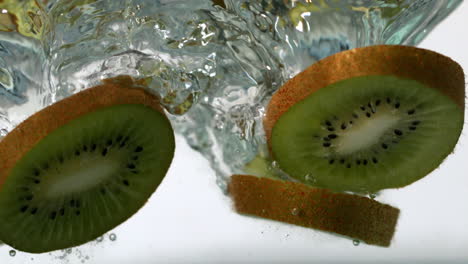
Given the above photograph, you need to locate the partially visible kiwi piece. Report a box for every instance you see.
[229,174,400,247]
[0,76,175,253]
[265,45,465,192]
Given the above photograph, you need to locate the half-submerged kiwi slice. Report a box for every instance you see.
[265,45,465,192]
[229,175,400,247]
[0,76,175,253]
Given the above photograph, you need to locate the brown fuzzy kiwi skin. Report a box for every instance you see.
[0,75,168,189]
[229,174,400,247]
[264,45,465,144]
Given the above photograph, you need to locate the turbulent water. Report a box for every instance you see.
[0,0,462,191]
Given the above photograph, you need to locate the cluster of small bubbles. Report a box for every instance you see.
[109,233,117,241]
[353,240,360,246]
[304,174,316,184]
[9,249,16,257]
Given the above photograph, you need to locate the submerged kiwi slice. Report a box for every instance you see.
[0,76,175,253]
[229,174,400,247]
[265,45,465,192]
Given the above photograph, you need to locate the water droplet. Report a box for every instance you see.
[96,236,104,242]
[9,250,16,257]
[109,233,117,241]
[0,129,7,137]
[291,208,299,216]
[353,240,360,246]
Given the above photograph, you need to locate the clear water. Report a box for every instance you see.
[0,0,462,194]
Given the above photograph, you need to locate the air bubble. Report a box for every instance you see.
[9,250,16,257]
[109,233,117,241]
[66,248,72,254]
[0,129,8,137]
[96,236,104,242]
[291,208,300,216]
[369,193,377,199]
[353,240,360,246]
[304,174,316,184]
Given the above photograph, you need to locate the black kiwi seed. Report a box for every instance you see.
[356,160,361,165]
[131,170,139,174]
[101,148,108,156]
[132,156,139,161]
[135,146,143,152]
[58,156,64,163]
[33,169,40,176]
[323,142,331,148]
[107,139,113,146]
[116,135,123,142]
[386,97,391,103]
[70,200,75,207]
[34,179,40,184]
[325,121,332,126]
[75,200,81,208]
[50,211,57,220]
[381,143,388,149]
[127,163,136,169]
[341,123,347,130]
[83,145,88,151]
[327,127,335,132]
[20,205,28,213]
[409,126,417,130]
[75,150,80,156]
[340,159,345,164]
[360,106,366,111]
[352,113,358,118]
[366,112,371,118]
[346,164,351,168]
[394,102,400,109]
[367,102,372,108]
[323,137,330,141]
[375,99,381,106]
[25,195,33,201]
[60,208,65,216]
[329,159,335,164]
[101,188,106,195]
[91,144,97,151]
[31,208,38,215]
[363,159,368,165]
[412,120,421,125]
[372,157,378,163]
[328,134,337,139]
[75,210,80,216]
[407,109,415,115]
[394,129,403,136]
[123,180,129,186]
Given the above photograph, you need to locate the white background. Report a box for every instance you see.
[1,1,468,263]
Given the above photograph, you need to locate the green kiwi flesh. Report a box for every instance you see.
[271,75,463,192]
[0,104,174,253]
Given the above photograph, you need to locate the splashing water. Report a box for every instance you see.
[0,0,462,193]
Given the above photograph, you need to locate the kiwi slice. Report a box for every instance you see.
[0,76,175,253]
[265,45,465,192]
[229,174,400,247]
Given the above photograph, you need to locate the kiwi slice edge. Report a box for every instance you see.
[228,174,400,247]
